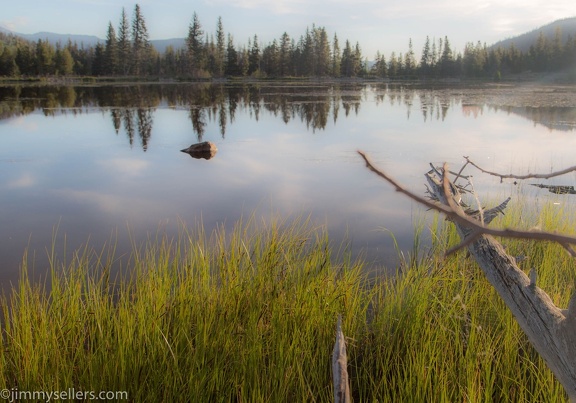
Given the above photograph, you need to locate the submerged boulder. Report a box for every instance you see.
[181,141,218,160]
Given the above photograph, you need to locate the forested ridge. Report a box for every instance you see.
[0,4,575,80]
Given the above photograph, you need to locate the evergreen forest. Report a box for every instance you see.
[0,4,575,80]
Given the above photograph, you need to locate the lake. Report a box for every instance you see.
[1,81,576,286]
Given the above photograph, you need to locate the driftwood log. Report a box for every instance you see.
[425,167,576,401]
[332,315,350,403]
[358,151,576,402]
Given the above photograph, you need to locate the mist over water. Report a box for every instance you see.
[1,82,576,286]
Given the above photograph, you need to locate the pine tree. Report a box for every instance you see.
[279,32,292,76]
[205,36,217,76]
[340,40,353,77]
[551,27,563,70]
[372,51,387,78]
[131,4,151,76]
[225,34,239,76]
[332,34,341,77]
[0,43,19,76]
[104,22,118,75]
[439,36,455,77]
[55,45,74,75]
[187,12,205,75]
[353,42,363,76]
[92,43,105,76]
[420,36,431,76]
[302,28,314,75]
[248,35,260,75]
[238,46,249,76]
[533,30,549,71]
[35,39,54,75]
[215,17,225,77]
[388,52,398,78]
[117,8,131,75]
[404,38,416,77]
[162,45,177,76]
[16,45,35,76]
[262,39,279,76]
[315,27,331,76]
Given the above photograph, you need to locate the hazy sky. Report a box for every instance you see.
[1,0,574,58]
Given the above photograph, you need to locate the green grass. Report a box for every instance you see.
[0,204,573,402]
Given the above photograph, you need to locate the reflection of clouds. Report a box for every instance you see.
[53,189,161,215]
[7,173,35,188]
[5,84,576,282]
[97,158,150,177]
[8,116,39,131]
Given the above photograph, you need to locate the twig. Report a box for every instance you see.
[467,176,484,225]
[464,156,576,182]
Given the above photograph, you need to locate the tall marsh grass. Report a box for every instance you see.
[0,203,573,402]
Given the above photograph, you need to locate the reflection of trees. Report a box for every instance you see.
[111,107,154,151]
[2,83,575,149]
[137,109,154,150]
[189,107,206,142]
[0,84,362,138]
[491,106,576,132]
[415,90,452,122]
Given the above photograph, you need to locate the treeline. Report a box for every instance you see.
[1,4,575,80]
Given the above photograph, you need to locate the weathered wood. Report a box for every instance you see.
[426,168,576,401]
[332,315,350,403]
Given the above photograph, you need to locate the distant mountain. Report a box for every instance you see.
[491,17,576,52]
[0,26,103,48]
[0,26,185,52]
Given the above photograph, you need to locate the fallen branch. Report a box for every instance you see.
[359,150,576,401]
[464,156,576,182]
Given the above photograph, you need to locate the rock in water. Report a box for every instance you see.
[181,141,218,160]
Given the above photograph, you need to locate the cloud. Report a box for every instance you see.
[208,0,308,15]
[0,16,30,32]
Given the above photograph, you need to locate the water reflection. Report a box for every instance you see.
[2,83,575,152]
[111,108,154,150]
[2,82,576,289]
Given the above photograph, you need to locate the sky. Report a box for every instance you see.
[1,0,575,58]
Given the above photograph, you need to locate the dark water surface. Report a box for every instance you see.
[2,82,576,285]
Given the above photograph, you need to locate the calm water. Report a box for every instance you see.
[1,82,576,285]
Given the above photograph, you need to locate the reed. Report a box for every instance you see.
[0,202,572,402]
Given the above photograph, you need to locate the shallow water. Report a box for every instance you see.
[1,82,576,285]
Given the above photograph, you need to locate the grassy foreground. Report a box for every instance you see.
[0,207,573,402]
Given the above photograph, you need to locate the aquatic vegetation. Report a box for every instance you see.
[0,206,572,401]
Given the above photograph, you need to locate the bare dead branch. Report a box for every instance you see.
[358,151,456,217]
[360,150,576,400]
[358,150,576,256]
[453,159,470,185]
[467,176,485,225]
[464,156,576,182]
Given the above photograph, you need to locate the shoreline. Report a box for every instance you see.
[1,69,574,86]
